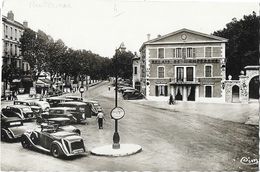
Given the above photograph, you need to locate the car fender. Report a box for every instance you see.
[51,141,66,156]
[1,128,13,140]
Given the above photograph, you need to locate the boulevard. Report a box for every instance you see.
[1,82,258,171]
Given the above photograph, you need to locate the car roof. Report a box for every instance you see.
[9,105,31,108]
[47,97,73,100]
[84,100,98,103]
[14,100,30,103]
[59,101,86,105]
[47,117,70,122]
[124,89,137,93]
[65,96,82,99]
[49,107,75,110]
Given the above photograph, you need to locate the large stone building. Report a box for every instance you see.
[134,28,227,102]
[2,11,30,95]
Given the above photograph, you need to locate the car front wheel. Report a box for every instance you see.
[51,144,61,158]
[21,136,31,149]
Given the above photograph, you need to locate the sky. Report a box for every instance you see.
[2,0,259,58]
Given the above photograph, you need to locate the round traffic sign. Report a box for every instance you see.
[79,86,85,93]
[110,107,125,120]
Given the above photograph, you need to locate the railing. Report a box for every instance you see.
[170,78,200,84]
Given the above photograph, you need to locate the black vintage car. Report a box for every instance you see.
[42,107,87,124]
[21,123,86,158]
[58,101,90,121]
[39,117,81,135]
[2,105,35,121]
[46,97,73,107]
[123,90,145,100]
[83,100,103,116]
[14,100,42,117]
[1,112,30,141]
[65,96,83,102]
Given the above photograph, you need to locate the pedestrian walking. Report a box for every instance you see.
[169,94,174,105]
[96,110,105,129]
[108,85,110,91]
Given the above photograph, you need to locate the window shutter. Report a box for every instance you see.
[155,85,159,96]
[165,85,168,96]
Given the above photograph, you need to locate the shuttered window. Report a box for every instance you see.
[205,65,212,77]
[205,47,212,57]
[158,67,164,78]
[158,48,164,58]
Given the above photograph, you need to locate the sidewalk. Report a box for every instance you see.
[103,86,258,125]
[131,99,259,126]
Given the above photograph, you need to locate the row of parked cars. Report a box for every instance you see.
[1,95,104,158]
[117,86,145,100]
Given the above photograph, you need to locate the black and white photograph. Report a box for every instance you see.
[0,0,259,171]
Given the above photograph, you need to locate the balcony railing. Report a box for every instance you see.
[170,78,200,85]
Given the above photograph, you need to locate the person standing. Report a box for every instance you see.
[169,94,174,105]
[96,110,105,129]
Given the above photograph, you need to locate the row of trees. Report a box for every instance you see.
[213,11,259,79]
[20,28,134,85]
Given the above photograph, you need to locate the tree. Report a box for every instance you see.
[213,12,259,79]
[20,29,53,81]
[112,50,134,79]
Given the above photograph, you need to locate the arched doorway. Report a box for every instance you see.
[249,75,259,100]
[232,85,240,103]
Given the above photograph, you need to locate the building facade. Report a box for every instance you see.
[2,11,30,95]
[136,28,227,102]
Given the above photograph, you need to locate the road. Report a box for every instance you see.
[1,81,259,171]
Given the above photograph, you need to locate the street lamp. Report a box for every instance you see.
[112,42,125,149]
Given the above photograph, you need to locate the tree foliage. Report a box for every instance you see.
[213,12,259,79]
[111,50,134,79]
[20,28,135,83]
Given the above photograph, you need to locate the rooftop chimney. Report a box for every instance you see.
[7,11,14,21]
[23,21,28,28]
[147,34,151,41]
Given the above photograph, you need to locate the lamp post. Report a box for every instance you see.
[112,43,125,149]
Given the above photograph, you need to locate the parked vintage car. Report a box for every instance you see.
[83,100,103,116]
[119,87,136,93]
[42,107,87,124]
[123,90,145,100]
[58,101,90,120]
[14,100,42,116]
[2,105,35,121]
[46,97,73,107]
[65,96,83,102]
[1,113,29,141]
[40,117,81,135]
[21,123,86,158]
[28,100,50,113]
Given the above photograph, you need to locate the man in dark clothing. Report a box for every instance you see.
[169,94,174,105]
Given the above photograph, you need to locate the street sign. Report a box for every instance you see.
[79,86,85,93]
[110,107,125,120]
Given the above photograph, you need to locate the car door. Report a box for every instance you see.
[39,132,54,150]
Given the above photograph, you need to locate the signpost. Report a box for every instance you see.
[79,86,85,98]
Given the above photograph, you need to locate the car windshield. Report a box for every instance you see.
[79,106,85,112]
[22,107,31,112]
[50,110,64,114]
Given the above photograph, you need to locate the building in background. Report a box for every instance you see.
[2,11,31,97]
[137,28,227,102]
